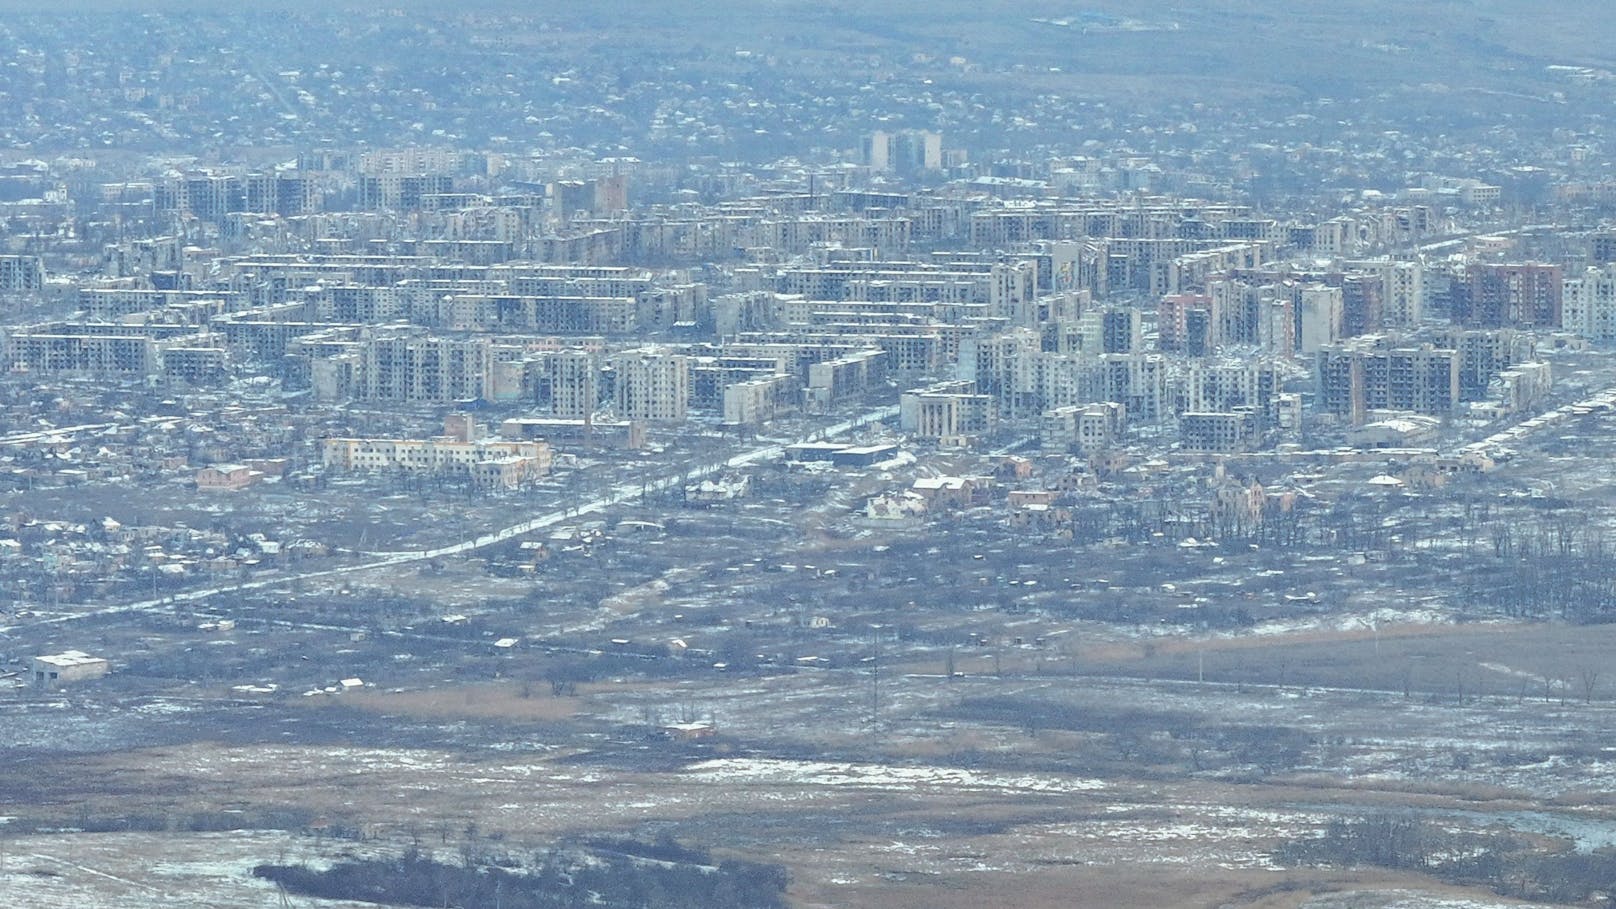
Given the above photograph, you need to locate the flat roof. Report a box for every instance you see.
[35,650,107,668]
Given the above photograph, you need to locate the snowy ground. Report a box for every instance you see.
[0,831,382,909]
[1301,893,1563,909]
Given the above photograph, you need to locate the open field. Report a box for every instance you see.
[0,829,1563,909]
[6,607,1616,907]
[343,681,588,722]
[1077,619,1616,704]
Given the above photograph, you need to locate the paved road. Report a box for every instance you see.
[0,405,899,634]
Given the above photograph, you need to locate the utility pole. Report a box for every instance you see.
[869,624,882,731]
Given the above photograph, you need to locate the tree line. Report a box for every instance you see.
[1280,813,1616,905]
[254,836,790,909]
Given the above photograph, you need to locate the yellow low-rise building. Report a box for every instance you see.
[322,436,551,488]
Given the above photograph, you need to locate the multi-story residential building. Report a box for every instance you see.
[1452,262,1562,329]
[1159,292,1215,354]
[691,356,787,410]
[0,255,44,293]
[322,435,552,489]
[1317,337,1461,424]
[864,129,943,174]
[1208,276,1260,345]
[241,171,320,216]
[79,287,245,321]
[990,260,1039,326]
[1429,327,1536,400]
[156,171,242,223]
[360,333,491,404]
[1563,264,1616,341]
[5,329,160,377]
[964,328,1042,419]
[723,374,798,426]
[806,349,888,410]
[358,173,455,211]
[1347,258,1424,328]
[775,262,991,304]
[1098,353,1169,423]
[1180,410,1259,453]
[609,347,690,421]
[1298,284,1343,354]
[1178,360,1282,429]
[1337,273,1384,338]
[440,294,640,334]
[1041,401,1125,454]
[524,349,602,417]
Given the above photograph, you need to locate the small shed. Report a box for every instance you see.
[32,650,110,688]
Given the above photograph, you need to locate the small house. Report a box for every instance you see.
[196,464,264,492]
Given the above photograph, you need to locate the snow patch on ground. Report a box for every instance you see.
[684,757,1104,793]
[0,830,382,909]
[1302,890,1563,909]
[1243,606,1453,638]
